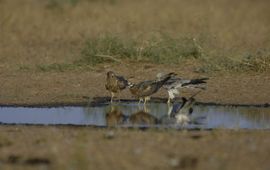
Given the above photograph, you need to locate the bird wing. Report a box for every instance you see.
[178,98,196,115]
[136,81,156,97]
[132,73,175,97]
[181,78,208,87]
[170,103,182,117]
[163,77,185,89]
[167,78,208,90]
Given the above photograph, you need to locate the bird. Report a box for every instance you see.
[169,91,205,126]
[170,97,196,126]
[105,71,129,103]
[157,73,208,103]
[128,72,176,105]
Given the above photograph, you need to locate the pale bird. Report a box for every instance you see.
[170,97,196,126]
[128,73,176,105]
[169,91,205,126]
[157,73,208,103]
[105,71,129,103]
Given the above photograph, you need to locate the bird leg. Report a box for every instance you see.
[143,104,150,113]
[144,96,151,105]
[110,92,115,103]
[167,97,171,104]
[138,98,144,105]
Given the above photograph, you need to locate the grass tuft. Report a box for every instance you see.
[79,34,201,65]
[140,36,202,63]
[79,35,137,65]
[198,50,270,73]
[240,51,270,72]
[34,34,270,73]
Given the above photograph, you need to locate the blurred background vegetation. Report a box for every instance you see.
[0,0,269,73]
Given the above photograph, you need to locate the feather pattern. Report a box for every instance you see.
[157,73,208,103]
[105,71,129,102]
[129,73,175,104]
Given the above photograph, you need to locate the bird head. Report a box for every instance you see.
[156,72,164,81]
[156,72,177,81]
[107,71,115,78]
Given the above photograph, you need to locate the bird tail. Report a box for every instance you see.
[182,78,209,87]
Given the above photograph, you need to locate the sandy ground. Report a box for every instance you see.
[0,62,269,106]
[0,126,270,170]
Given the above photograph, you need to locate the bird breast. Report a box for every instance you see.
[129,86,139,96]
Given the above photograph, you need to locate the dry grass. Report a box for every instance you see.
[0,0,270,72]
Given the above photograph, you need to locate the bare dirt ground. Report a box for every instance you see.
[0,126,270,170]
[0,62,269,106]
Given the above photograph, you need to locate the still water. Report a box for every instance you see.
[0,102,270,129]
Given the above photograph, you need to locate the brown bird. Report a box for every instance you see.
[105,71,129,103]
[128,73,176,105]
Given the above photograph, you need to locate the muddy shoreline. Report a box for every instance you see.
[0,97,269,108]
[1,64,270,107]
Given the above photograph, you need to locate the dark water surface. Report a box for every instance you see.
[0,102,270,129]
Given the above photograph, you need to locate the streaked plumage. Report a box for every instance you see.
[157,73,208,103]
[128,73,175,104]
[105,71,129,103]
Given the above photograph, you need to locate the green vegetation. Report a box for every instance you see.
[78,34,270,73]
[80,35,137,65]
[28,34,270,73]
[79,35,202,65]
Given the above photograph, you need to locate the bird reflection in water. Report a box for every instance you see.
[129,105,158,126]
[105,104,158,127]
[105,105,127,127]
[105,94,205,128]
[168,92,206,126]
